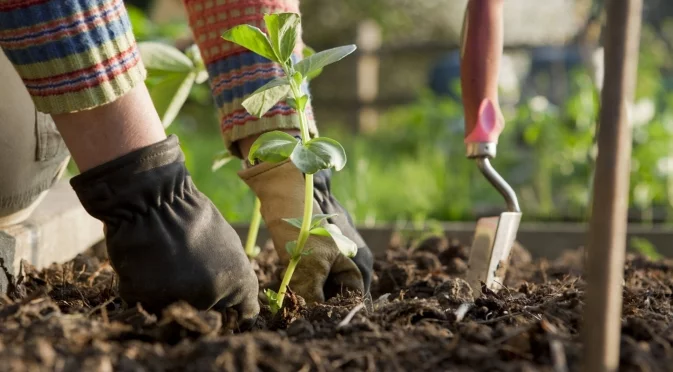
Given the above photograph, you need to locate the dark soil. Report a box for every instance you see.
[1,234,672,372]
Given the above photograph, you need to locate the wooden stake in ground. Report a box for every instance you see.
[582,1,643,372]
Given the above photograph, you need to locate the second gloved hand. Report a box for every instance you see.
[239,160,373,303]
[71,135,259,326]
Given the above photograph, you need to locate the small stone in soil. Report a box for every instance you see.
[434,278,473,307]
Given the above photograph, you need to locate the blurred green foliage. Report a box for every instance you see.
[128,5,673,225]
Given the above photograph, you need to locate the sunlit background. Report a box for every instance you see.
[115,0,673,226]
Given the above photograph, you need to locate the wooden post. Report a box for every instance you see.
[356,20,382,134]
[582,1,642,371]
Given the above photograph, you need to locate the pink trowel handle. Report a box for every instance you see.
[460,0,505,146]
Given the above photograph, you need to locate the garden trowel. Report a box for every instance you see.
[459,0,522,293]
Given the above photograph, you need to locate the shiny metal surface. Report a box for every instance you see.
[466,142,497,158]
[475,157,520,213]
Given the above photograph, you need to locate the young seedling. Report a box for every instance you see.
[222,13,358,313]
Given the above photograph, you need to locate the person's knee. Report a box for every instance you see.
[0,49,70,223]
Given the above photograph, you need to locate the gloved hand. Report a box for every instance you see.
[239,160,373,303]
[70,135,259,326]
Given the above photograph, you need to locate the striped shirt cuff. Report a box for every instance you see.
[0,0,146,114]
[184,0,317,153]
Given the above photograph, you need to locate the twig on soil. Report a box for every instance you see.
[337,303,365,328]
[87,298,115,320]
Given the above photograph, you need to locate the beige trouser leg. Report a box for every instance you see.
[0,49,70,227]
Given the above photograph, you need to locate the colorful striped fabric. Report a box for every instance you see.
[183,0,317,155]
[0,0,146,114]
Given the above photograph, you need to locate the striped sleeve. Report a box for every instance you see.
[0,0,146,114]
[183,0,317,156]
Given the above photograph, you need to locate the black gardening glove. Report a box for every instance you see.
[70,135,259,325]
[313,169,374,295]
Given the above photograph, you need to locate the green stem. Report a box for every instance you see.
[244,197,262,258]
[273,66,314,311]
[275,256,300,309]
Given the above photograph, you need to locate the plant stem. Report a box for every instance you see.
[244,197,262,258]
[273,67,314,311]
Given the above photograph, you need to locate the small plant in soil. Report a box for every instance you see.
[222,13,358,313]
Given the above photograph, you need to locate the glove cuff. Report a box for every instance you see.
[70,134,192,225]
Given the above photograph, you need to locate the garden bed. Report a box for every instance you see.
[1,235,672,371]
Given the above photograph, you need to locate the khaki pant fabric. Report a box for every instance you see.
[0,49,70,226]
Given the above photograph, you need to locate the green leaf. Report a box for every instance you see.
[295,45,357,78]
[222,25,277,62]
[323,224,358,258]
[310,214,337,228]
[285,241,298,256]
[242,83,291,118]
[309,227,330,236]
[301,45,323,80]
[296,95,309,111]
[283,213,337,230]
[283,217,303,229]
[211,150,233,172]
[264,13,300,63]
[292,71,303,87]
[290,137,347,174]
[287,97,298,109]
[264,289,280,313]
[302,45,316,58]
[148,71,196,128]
[248,130,299,164]
[138,41,194,73]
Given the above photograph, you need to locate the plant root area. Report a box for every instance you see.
[2,236,672,372]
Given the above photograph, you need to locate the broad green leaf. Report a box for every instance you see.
[242,84,291,118]
[211,150,233,172]
[248,130,299,164]
[323,224,358,258]
[290,137,347,174]
[222,25,277,62]
[295,45,357,78]
[251,77,290,94]
[285,241,298,256]
[283,217,303,229]
[301,45,323,80]
[310,214,337,228]
[139,41,194,73]
[264,13,300,62]
[148,71,196,128]
[309,227,330,236]
[283,213,337,230]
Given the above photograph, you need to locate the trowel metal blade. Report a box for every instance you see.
[466,212,522,293]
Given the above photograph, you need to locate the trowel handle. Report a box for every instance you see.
[460,0,505,145]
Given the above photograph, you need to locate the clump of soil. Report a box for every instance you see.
[1,235,672,371]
